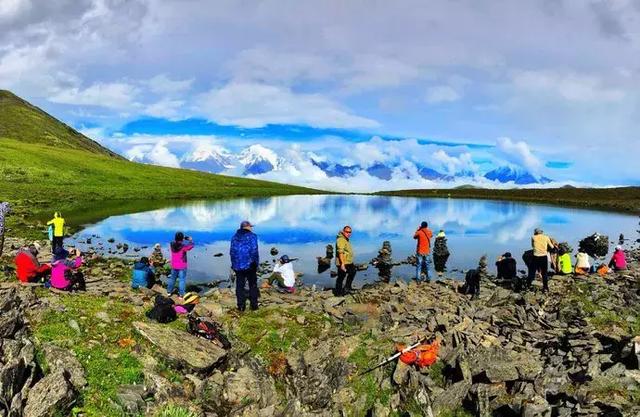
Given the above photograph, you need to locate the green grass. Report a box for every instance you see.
[0,90,119,156]
[30,294,146,417]
[154,403,199,417]
[0,137,322,237]
[378,187,640,215]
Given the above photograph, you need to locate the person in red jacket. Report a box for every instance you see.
[15,243,51,283]
[413,221,433,282]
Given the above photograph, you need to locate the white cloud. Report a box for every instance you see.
[495,137,542,173]
[425,85,461,103]
[49,81,140,110]
[512,70,625,103]
[144,98,185,119]
[146,74,193,95]
[196,82,379,128]
[126,140,181,168]
[431,150,476,175]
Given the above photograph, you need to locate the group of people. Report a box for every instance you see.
[493,228,628,293]
[10,208,631,311]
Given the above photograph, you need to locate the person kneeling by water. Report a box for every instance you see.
[132,256,156,289]
[265,255,296,293]
[50,247,85,291]
[495,252,517,280]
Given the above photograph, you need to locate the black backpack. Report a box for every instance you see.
[145,295,176,323]
[187,314,231,349]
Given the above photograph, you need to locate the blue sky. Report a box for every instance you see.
[1,0,639,188]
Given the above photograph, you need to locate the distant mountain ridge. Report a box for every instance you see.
[0,90,121,158]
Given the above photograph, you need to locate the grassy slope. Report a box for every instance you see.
[0,138,321,234]
[378,187,640,214]
[0,90,120,157]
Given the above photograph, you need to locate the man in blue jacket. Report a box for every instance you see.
[230,220,260,311]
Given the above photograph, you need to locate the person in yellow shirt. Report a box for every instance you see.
[47,212,65,253]
[530,228,554,293]
[335,225,356,296]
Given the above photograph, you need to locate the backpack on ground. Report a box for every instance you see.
[146,295,177,323]
[187,314,231,349]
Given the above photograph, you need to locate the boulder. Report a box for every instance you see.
[133,321,226,373]
[116,384,147,416]
[42,343,87,389]
[0,309,23,338]
[23,370,75,417]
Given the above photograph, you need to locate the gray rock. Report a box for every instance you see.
[0,358,29,406]
[23,370,75,417]
[116,384,147,416]
[42,343,87,389]
[133,321,226,373]
[0,310,23,338]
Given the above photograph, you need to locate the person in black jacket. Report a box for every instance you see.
[496,252,517,280]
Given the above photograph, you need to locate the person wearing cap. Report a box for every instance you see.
[15,242,51,283]
[46,212,66,253]
[608,246,627,271]
[495,252,517,281]
[50,247,85,291]
[265,255,296,293]
[433,230,450,277]
[230,220,260,311]
[530,228,554,292]
[0,202,10,257]
[335,225,356,296]
[413,221,433,282]
[131,256,156,289]
[168,232,194,297]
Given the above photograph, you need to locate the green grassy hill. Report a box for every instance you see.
[0,90,120,157]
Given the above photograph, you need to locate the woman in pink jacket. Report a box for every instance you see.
[50,247,85,291]
[608,246,627,271]
[167,231,194,297]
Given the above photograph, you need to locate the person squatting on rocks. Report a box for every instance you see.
[432,230,450,277]
[530,228,554,292]
[15,242,51,283]
[575,250,592,275]
[230,220,260,311]
[557,242,573,275]
[413,221,433,282]
[0,202,10,257]
[50,247,85,291]
[47,212,66,253]
[168,232,194,298]
[608,246,627,271]
[131,256,156,289]
[335,225,356,296]
[464,255,487,299]
[495,252,517,280]
[265,255,296,293]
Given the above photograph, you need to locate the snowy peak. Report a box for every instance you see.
[239,144,282,175]
[484,166,552,184]
[181,145,234,173]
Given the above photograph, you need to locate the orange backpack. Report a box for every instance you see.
[398,340,440,368]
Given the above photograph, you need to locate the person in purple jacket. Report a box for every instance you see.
[167,232,194,298]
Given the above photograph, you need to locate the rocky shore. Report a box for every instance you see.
[1,237,639,416]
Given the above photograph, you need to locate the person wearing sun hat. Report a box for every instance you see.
[230,220,260,311]
[608,245,627,271]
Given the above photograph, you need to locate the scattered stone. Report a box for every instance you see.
[23,370,75,417]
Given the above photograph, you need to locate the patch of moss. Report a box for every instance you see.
[154,403,199,417]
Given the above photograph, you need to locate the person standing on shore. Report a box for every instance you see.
[335,225,356,296]
[413,221,433,282]
[0,202,10,257]
[433,229,450,277]
[168,232,194,298]
[531,228,554,292]
[47,212,65,253]
[230,220,260,311]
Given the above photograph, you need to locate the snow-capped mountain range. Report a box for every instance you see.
[132,143,552,185]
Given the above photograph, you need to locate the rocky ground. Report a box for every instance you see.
[1,237,640,417]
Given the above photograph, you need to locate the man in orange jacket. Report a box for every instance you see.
[413,221,433,282]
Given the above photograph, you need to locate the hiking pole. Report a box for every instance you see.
[356,339,425,377]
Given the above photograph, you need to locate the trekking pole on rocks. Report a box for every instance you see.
[356,338,425,377]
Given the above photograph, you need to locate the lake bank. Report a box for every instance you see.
[378,187,640,215]
[1,237,640,416]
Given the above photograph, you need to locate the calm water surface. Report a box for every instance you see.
[70,195,638,288]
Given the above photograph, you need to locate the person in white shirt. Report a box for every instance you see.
[575,251,592,275]
[266,255,296,292]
